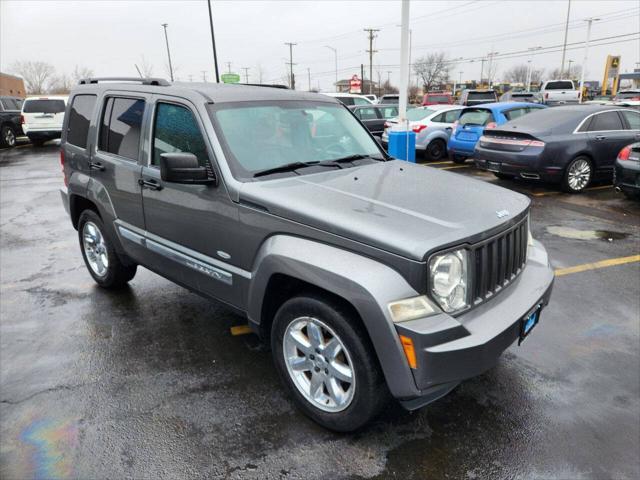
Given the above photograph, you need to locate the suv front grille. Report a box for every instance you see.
[470,216,528,304]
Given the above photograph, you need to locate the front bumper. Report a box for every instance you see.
[394,239,554,410]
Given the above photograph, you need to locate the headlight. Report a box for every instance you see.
[388,295,439,323]
[429,249,468,313]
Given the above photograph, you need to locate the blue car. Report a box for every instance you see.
[447,102,546,163]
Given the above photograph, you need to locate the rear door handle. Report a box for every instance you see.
[138,178,163,191]
[89,161,105,171]
[595,135,606,141]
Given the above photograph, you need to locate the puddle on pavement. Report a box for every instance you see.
[546,226,629,242]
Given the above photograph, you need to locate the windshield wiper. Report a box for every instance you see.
[253,161,319,178]
[326,154,386,164]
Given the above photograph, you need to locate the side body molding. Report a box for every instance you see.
[248,235,422,398]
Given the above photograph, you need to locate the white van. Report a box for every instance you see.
[21,96,68,146]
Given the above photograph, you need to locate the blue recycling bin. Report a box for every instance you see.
[387,130,416,162]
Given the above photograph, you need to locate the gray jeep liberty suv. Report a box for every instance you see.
[60,78,554,431]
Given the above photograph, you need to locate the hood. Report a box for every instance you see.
[238,161,530,261]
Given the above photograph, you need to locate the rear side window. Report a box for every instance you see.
[98,97,145,160]
[545,81,573,90]
[380,106,398,118]
[459,109,494,126]
[444,109,461,123]
[588,112,623,132]
[152,103,209,167]
[621,110,640,129]
[1,98,19,110]
[355,107,378,120]
[431,113,446,123]
[504,108,528,121]
[23,99,66,113]
[66,95,96,148]
[353,97,370,106]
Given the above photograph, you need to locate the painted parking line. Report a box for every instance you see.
[441,165,470,170]
[426,160,453,166]
[555,254,640,277]
[531,185,613,197]
[230,324,253,336]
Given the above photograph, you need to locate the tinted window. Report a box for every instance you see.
[467,91,497,101]
[66,95,96,148]
[621,110,640,129]
[23,99,65,113]
[356,107,378,120]
[431,113,446,123]
[152,103,209,167]
[380,106,398,118]
[99,97,145,160]
[588,112,623,131]
[444,109,461,123]
[353,97,370,106]
[545,81,574,90]
[1,98,18,110]
[335,97,354,106]
[380,96,399,104]
[504,108,528,121]
[459,108,494,126]
[406,108,435,121]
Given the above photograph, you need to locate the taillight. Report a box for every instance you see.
[618,145,632,161]
[384,122,390,128]
[20,115,24,124]
[530,140,546,147]
[486,122,497,129]
[412,124,427,133]
[479,136,545,148]
[60,150,68,186]
[544,93,549,99]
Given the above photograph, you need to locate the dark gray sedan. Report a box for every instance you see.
[474,105,640,192]
[614,142,640,199]
[349,104,398,136]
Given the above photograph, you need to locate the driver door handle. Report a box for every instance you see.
[88,161,105,171]
[138,178,163,191]
[595,135,606,141]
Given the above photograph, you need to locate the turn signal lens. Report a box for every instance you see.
[486,122,497,129]
[618,146,632,161]
[399,335,417,369]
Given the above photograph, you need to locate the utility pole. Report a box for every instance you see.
[242,67,250,83]
[207,0,220,83]
[579,18,599,103]
[486,51,499,87]
[284,42,297,89]
[307,68,311,91]
[161,23,174,82]
[526,46,542,91]
[360,64,365,93]
[201,70,207,82]
[364,28,380,94]
[480,58,486,86]
[560,0,572,78]
[567,59,574,79]
[225,62,232,74]
[324,46,338,88]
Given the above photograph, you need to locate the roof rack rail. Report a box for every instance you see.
[240,83,290,90]
[78,77,171,86]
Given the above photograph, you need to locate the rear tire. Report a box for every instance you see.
[451,154,466,164]
[271,294,389,432]
[426,139,447,161]
[0,125,17,148]
[562,156,592,193]
[78,210,137,289]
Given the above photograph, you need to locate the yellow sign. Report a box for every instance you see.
[601,55,622,96]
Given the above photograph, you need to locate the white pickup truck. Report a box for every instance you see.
[541,80,580,106]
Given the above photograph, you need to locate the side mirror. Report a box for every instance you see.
[159,152,214,184]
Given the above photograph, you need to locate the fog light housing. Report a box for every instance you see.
[388,295,439,323]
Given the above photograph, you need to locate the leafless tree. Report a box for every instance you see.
[548,65,581,81]
[72,65,94,83]
[382,79,398,95]
[137,56,154,78]
[10,61,55,94]
[48,74,73,94]
[408,84,421,103]
[413,52,454,92]
[504,64,544,85]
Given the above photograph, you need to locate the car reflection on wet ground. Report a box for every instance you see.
[1,144,639,479]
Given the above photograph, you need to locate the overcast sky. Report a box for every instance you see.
[1,0,638,90]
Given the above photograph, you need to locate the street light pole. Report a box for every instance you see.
[526,46,542,91]
[560,0,572,78]
[324,46,338,88]
[161,23,174,82]
[579,17,599,103]
[207,0,220,83]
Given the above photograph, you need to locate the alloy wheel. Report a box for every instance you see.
[82,221,109,277]
[567,158,591,191]
[283,316,355,412]
[4,128,16,147]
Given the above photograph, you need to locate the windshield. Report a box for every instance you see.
[468,91,497,100]
[209,101,382,180]
[406,108,435,121]
[23,99,65,113]
[459,108,493,126]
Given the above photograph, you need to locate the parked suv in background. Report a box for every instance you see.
[0,95,24,148]
[540,80,580,106]
[21,95,68,146]
[60,78,554,431]
[458,89,498,106]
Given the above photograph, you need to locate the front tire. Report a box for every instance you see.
[562,156,592,193]
[271,294,388,432]
[0,125,17,148]
[78,210,137,289]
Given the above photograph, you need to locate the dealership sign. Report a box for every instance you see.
[349,75,362,93]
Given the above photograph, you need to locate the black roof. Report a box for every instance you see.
[72,79,339,105]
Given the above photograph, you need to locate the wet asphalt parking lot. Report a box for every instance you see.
[1,142,639,480]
